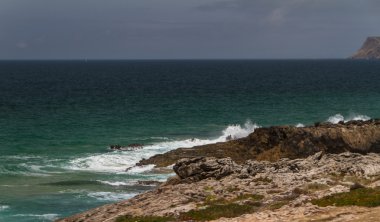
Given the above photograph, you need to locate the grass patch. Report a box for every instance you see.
[312,187,380,207]
[253,177,272,183]
[226,186,239,192]
[344,176,372,186]
[268,201,289,210]
[115,215,174,222]
[179,203,255,221]
[306,183,329,191]
[266,189,283,194]
[235,194,264,201]
[204,195,225,205]
[204,186,214,191]
[204,193,263,205]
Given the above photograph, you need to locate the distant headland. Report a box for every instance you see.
[351,37,380,59]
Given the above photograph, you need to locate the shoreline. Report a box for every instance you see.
[58,119,380,222]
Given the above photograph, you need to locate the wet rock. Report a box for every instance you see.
[109,143,144,151]
[137,180,162,186]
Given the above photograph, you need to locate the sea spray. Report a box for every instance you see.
[327,114,371,124]
[86,192,138,201]
[67,121,259,173]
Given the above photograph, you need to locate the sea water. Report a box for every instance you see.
[0,60,380,221]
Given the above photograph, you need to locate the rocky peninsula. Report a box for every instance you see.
[58,120,380,222]
[351,37,380,59]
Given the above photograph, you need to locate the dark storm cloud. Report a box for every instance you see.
[0,0,379,59]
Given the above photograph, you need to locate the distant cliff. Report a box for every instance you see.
[351,37,380,59]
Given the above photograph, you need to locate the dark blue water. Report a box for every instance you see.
[1,60,380,221]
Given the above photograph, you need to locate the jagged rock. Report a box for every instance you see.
[137,119,380,167]
[173,157,241,182]
[351,37,380,59]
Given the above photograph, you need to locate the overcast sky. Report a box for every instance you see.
[1,0,379,59]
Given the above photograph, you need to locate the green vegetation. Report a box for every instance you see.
[268,201,289,210]
[306,183,329,191]
[312,187,380,207]
[179,203,255,221]
[226,186,239,192]
[204,186,214,191]
[253,177,272,184]
[235,194,264,201]
[115,215,174,222]
[117,193,264,222]
[204,193,263,205]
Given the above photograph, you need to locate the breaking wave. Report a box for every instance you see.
[12,214,59,221]
[97,180,132,186]
[67,121,259,173]
[0,205,9,211]
[87,192,137,201]
[327,114,371,124]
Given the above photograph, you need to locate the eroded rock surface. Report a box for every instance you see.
[173,157,241,182]
[58,152,380,222]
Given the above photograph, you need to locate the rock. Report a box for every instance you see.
[350,182,365,191]
[109,143,144,151]
[109,144,122,150]
[137,119,380,167]
[58,152,380,222]
[137,180,162,186]
[173,157,241,182]
[351,37,380,59]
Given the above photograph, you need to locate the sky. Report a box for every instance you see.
[1,0,379,59]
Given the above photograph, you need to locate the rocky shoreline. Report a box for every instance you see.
[58,120,380,222]
[137,119,380,167]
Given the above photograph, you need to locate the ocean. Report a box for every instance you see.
[0,60,380,221]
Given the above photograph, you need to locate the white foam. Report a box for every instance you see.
[67,121,259,173]
[87,192,137,201]
[150,137,169,140]
[13,214,59,220]
[327,114,371,124]
[0,155,43,160]
[350,114,371,121]
[295,123,305,127]
[0,205,9,211]
[97,180,133,186]
[126,165,155,174]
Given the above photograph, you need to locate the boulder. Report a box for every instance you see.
[173,157,241,182]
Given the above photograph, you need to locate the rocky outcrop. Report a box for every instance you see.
[173,157,240,182]
[137,120,380,167]
[58,152,380,222]
[175,152,380,183]
[351,37,380,59]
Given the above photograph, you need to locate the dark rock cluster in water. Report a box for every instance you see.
[109,143,144,151]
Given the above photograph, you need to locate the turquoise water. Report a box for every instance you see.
[1,60,380,221]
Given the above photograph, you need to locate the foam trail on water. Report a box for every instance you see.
[67,121,259,173]
[13,214,59,221]
[327,114,371,124]
[87,192,137,201]
[97,180,133,186]
[0,205,9,211]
